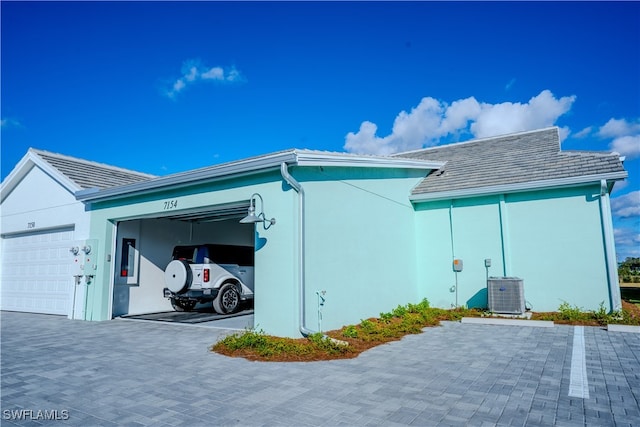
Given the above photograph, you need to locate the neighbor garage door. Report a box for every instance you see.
[1,227,75,315]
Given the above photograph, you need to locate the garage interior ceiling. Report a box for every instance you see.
[162,201,250,223]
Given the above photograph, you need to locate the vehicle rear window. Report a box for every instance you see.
[172,244,254,266]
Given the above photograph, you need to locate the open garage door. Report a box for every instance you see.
[1,227,75,315]
[158,201,250,223]
[111,201,255,319]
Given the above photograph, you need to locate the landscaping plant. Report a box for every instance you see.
[212,299,480,362]
[212,298,640,362]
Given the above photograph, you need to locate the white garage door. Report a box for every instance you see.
[1,227,74,315]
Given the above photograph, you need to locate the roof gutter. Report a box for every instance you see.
[76,150,440,204]
[409,172,628,203]
[280,162,316,337]
[76,151,298,202]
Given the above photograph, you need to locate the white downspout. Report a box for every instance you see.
[599,179,622,312]
[280,162,316,336]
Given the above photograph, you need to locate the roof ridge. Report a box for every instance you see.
[294,148,395,158]
[394,126,559,156]
[560,149,621,157]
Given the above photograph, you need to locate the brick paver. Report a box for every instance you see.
[1,311,639,426]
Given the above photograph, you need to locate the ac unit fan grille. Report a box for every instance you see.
[487,277,525,314]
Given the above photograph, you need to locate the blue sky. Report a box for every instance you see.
[1,1,639,259]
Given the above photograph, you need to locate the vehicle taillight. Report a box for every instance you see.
[203,268,210,282]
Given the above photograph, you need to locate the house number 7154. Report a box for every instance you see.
[163,200,178,210]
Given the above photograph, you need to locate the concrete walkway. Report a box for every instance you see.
[1,311,639,426]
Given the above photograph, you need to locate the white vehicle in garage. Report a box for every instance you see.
[163,244,254,314]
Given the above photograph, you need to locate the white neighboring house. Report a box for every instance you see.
[0,149,154,319]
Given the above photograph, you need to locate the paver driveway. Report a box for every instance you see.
[1,311,639,426]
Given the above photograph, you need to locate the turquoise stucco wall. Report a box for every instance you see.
[84,166,428,337]
[415,185,613,313]
[415,196,504,309]
[505,186,610,312]
[294,167,427,333]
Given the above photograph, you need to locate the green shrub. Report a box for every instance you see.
[219,329,269,351]
[536,301,638,326]
[557,301,589,322]
[359,318,376,333]
[593,302,610,325]
[215,329,313,358]
[342,325,359,338]
[379,311,394,323]
[391,304,407,317]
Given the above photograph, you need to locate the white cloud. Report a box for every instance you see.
[611,190,640,218]
[505,78,516,91]
[172,79,186,94]
[201,66,224,80]
[471,90,575,138]
[611,135,640,159]
[572,118,640,159]
[165,60,244,99]
[344,90,576,155]
[592,118,640,160]
[573,126,592,138]
[598,118,640,138]
[344,96,484,155]
[1,117,22,129]
[614,227,640,258]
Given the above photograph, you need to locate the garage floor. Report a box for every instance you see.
[117,302,254,330]
[119,308,253,324]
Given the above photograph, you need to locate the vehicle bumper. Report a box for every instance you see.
[163,288,219,301]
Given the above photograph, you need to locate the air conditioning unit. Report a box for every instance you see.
[487,277,525,314]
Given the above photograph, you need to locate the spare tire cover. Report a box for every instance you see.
[165,260,192,293]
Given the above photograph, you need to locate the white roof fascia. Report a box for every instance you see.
[409,171,629,203]
[76,150,443,203]
[1,149,81,202]
[294,151,444,170]
[0,153,33,201]
[76,151,299,202]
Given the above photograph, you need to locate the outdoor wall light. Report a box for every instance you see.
[240,193,276,229]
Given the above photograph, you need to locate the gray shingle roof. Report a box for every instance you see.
[32,149,156,190]
[395,127,627,197]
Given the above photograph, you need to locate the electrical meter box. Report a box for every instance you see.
[82,239,98,274]
[70,244,84,276]
[453,259,463,272]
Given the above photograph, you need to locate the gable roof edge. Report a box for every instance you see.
[1,149,81,203]
[409,171,628,203]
